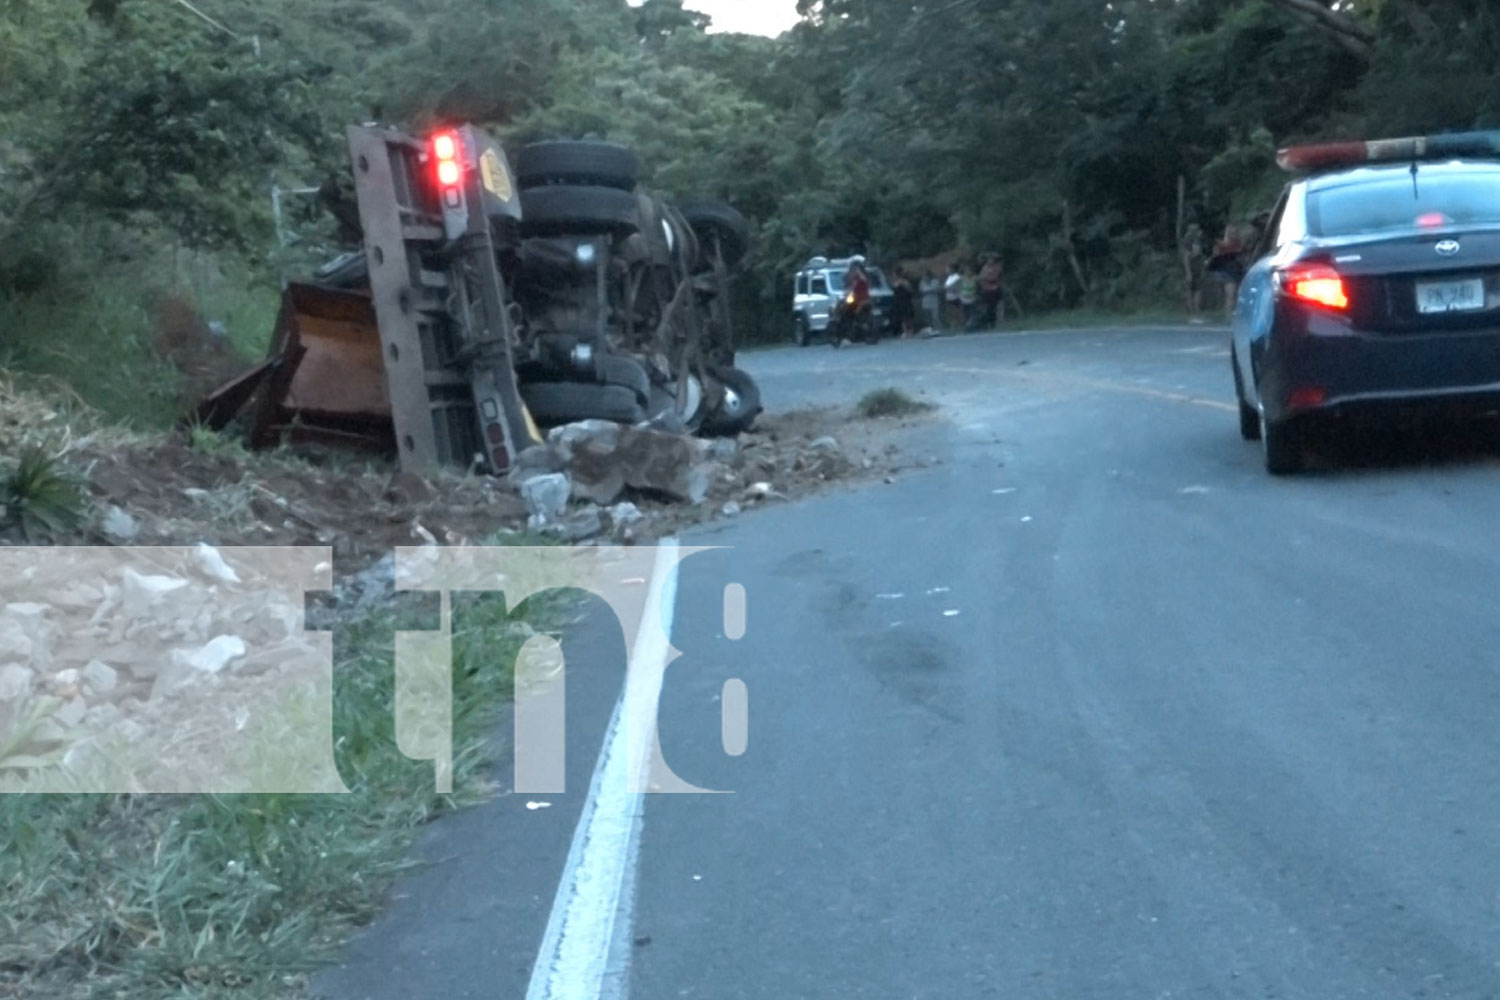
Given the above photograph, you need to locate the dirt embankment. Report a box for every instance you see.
[2,372,939,560]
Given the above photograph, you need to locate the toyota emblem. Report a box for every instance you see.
[1436,239,1462,256]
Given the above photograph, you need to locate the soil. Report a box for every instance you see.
[56,405,937,562]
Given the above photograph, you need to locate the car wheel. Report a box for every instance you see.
[515,141,639,192]
[1231,353,1261,441]
[519,186,641,237]
[677,200,750,270]
[1239,400,1261,441]
[1261,414,1304,476]
[521,382,646,426]
[702,366,762,436]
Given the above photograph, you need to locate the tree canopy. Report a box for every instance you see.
[3,0,1499,333]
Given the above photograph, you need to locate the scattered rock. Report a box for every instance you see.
[548,421,622,463]
[721,501,742,518]
[744,482,777,501]
[0,663,31,701]
[707,438,739,463]
[121,568,189,617]
[506,445,566,489]
[554,506,605,542]
[519,473,572,523]
[0,619,37,662]
[608,502,644,528]
[82,660,118,695]
[101,505,140,544]
[55,697,87,729]
[193,543,242,585]
[174,635,247,676]
[83,702,121,729]
[566,437,629,506]
[808,436,840,452]
[615,427,718,504]
[386,471,438,506]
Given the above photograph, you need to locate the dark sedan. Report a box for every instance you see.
[1231,133,1500,474]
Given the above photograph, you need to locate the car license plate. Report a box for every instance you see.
[1416,277,1486,314]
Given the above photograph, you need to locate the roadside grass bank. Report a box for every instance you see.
[0,264,279,432]
[0,578,566,1000]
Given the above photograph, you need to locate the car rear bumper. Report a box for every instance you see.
[1262,311,1500,423]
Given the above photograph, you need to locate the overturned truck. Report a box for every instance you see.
[200,124,762,476]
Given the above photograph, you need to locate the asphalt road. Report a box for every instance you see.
[319,325,1500,1000]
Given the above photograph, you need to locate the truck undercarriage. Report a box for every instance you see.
[198,124,761,477]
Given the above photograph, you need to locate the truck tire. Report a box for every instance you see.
[519,185,641,237]
[521,382,647,426]
[595,353,651,406]
[516,141,639,192]
[678,200,750,269]
[702,366,762,436]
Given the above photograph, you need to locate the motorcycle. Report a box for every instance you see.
[827,292,881,348]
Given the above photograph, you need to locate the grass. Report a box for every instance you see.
[856,387,936,420]
[0,446,87,541]
[0,259,280,431]
[0,571,572,999]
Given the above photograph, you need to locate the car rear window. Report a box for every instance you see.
[1308,172,1500,237]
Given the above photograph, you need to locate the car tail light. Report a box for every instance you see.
[1288,386,1328,410]
[1277,263,1350,311]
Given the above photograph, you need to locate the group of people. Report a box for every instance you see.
[885,254,1008,338]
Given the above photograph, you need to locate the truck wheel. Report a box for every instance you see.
[702,367,762,436]
[794,316,810,347]
[521,382,647,426]
[595,353,651,406]
[515,141,639,192]
[678,200,750,269]
[519,186,641,237]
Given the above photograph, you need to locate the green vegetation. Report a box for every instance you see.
[0,447,87,540]
[5,0,1499,404]
[857,387,934,420]
[0,586,568,998]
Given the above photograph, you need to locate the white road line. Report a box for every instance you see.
[526,541,682,1000]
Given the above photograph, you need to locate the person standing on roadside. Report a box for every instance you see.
[920,270,943,334]
[944,262,964,331]
[1207,223,1247,318]
[891,267,917,338]
[960,264,981,332]
[979,254,1005,326]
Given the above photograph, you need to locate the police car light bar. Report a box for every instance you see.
[1277,130,1500,173]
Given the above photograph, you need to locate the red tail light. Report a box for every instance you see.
[1278,263,1349,311]
[432,131,461,187]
